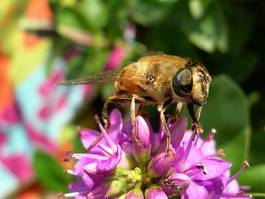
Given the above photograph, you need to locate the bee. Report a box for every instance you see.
[60,55,212,152]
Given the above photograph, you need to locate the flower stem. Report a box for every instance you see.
[248,193,265,198]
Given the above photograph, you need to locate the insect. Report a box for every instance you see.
[59,55,212,152]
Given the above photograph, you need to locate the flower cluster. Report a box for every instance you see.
[65,109,251,199]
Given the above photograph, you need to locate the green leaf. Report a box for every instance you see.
[55,7,94,44]
[200,75,251,171]
[65,46,109,79]
[177,1,228,53]
[212,52,258,83]
[33,150,72,192]
[84,47,109,74]
[128,0,174,25]
[188,0,212,19]
[78,0,108,30]
[56,7,89,31]
[225,6,253,55]
[239,164,265,192]
[105,0,126,41]
[249,132,265,165]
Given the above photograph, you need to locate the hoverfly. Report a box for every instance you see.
[59,55,212,152]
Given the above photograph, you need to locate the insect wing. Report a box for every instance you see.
[58,70,148,86]
[58,70,119,85]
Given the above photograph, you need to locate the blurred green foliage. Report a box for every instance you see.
[33,150,72,192]
[21,0,264,194]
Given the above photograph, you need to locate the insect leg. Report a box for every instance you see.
[187,104,203,134]
[195,106,202,121]
[176,102,183,115]
[130,94,144,146]
[103,94,149,145]
[102,97,113,128]
[102,96,130,128]
[130,94,152,146]
[130,94,136,143]
[158,104,171,153]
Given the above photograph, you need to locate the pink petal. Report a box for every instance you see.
[109,109,122,126]
[171,117,187,150]
[145,187,168,199]
[148,150,175,177]
[193,157,232,181]
[81,173,94,189]
[183,182,208,199]
[79,129,99,150]
[74,158,93,175]
[68,179,90,193]
[97,145,122,173]
[125,189,144,199]
[176,146,204,172]
[200,139,216,156]
[134,116,150,147]
[223,179,240,195]
[108,109,123,144]
[150,132,162,153]
[161,173,190,195]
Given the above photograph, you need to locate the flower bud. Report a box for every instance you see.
[125,186,144,199]
[132,116,151,165]
[107,179,130,197]
[161,173,190,196]
[148,150,175,177]
[145,186,167,199]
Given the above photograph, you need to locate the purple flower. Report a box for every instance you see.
[65,109,251,199]
[125,186,144,199]
[161,173,190,196]
[148,150,175,177]
[145,187,167,199]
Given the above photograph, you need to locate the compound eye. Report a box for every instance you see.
[172,68,193,96]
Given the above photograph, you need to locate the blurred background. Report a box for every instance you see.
[0,0,265,198]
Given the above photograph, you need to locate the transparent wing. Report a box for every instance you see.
[58,70,149,86]
[58,70,120,85]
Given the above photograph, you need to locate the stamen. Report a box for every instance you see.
[227,161,250,185]
[239,185,251,191]
[57,193,66,199]
[64,192,80,197]
[207,128,216,140]
[217,149,225,158]
[64,151,73,161]
[250,193,265,197]
[95,115,116,150]
[66,169,75,175]
[71,153,108,160]
[76,126,82,135]
[221,193,251,198]
[98,143,114,157]
[199,129,216,149]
